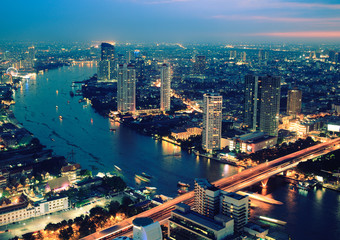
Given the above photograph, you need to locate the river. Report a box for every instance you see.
[11,64,340,239]
[11,64,238,197]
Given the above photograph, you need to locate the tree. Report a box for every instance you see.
[108,201,120,215]
[59,227,74,240]
[90,206,107,217]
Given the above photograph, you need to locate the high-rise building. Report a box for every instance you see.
[287,88,302,118]
[101,42,115,61]
[117,64,136,113]
[193,179,250,233]
[98,43,116,80]
[132,217,162,240]
[220,192,250,232]
[194,179,221,218]
[240,51,247,62]
[160,63,171,111]
[193,55,206,75]
[202,93,222,152]
[229,50,237,60]
[244,75,281,136]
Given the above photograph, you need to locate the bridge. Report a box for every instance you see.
[82,138,340,240]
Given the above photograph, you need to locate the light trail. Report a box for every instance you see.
[81,138,340,240]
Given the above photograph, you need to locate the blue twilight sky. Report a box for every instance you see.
[1,0,340,42]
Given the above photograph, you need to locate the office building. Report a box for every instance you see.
[132,217,162,240]
[287,88,302,118]
[168,203,234,240]
[193,55,206,75]
[194,178,221,218]
[117,64,136,113]
[202,94,222,152]
[160,63,171,111]
[220,192,250,232]
[98,42,116,80]
[244,75,281,136]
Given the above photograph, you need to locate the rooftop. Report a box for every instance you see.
[172,204,225,231]
[132,217,154,227]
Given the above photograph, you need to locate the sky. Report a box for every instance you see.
[1,0,340,43]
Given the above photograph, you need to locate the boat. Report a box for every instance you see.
[142,172,152,179]
[145,186,157,191]
[67,100,70,104]
[70,91,74,97]
[59,115,63,120]
[51,138,55,142]
[177,181,190,187]
[56,105,58,109]
[296,182,310,191]
[110,128,116,132]
[143,189,151,195]
[178,189,187,194]
[258,216,287,225]
[114,165,122,171]
[135,174,151,183]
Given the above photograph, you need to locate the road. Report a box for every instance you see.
[81,138,340,240]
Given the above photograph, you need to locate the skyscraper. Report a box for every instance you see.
[244,75,281,136]
[160,63,171,111]
[287,88,302,118]
[98,43,116,80]
[202,93,222,152]
[194,179,221,218]
[117,64,136,113]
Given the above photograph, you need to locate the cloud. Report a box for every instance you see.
[212,15,340,24]
[142,0,192,4]
[250,31,340,38]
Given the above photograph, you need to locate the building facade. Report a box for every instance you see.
[194,179,221,219]
[160,63,171,111]
[220,192,250,232]
[117,64,136,113]
[0,196,68,226]
[202,94,222,152]
[244,75,281,136]
[98,42,116,80]
[168,203,234,240]
[287,88,302,118]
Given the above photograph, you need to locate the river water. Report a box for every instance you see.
[11,64,340,239]
[11,64,238,196]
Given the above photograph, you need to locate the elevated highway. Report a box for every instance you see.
[82,138,340,240]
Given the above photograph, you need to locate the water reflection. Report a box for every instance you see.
[11,64,238,197]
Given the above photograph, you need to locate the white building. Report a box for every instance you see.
[117,64,136,113]
[160,63,171,111]
[220,192,250,232]
[202,93,222,152]
[194,178,221,218]
[132,217,162,240]
[0,196,68,226]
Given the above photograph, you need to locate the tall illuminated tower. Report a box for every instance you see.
[117,64,136,113]
[244,75,281,136]
[202,93,222,152]
[98,43,116,80]
[160,63,171,111]
[287,88,302,118]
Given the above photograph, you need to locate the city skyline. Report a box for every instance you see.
[1,0,340,43]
